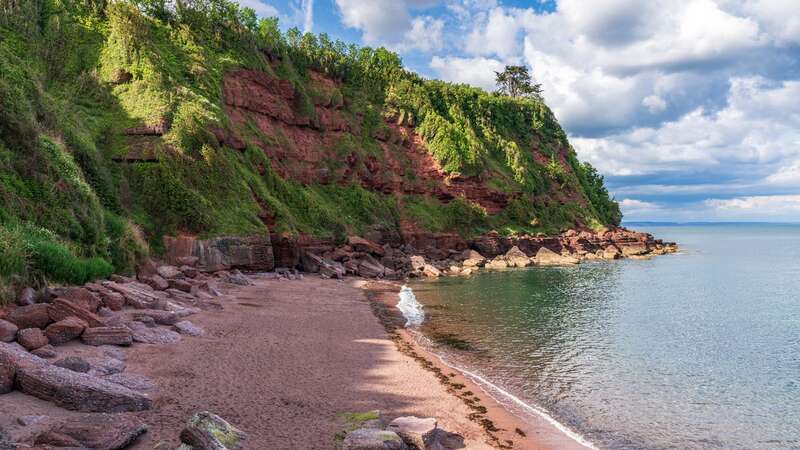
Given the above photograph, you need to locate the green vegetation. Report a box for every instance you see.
[0,0,619,302]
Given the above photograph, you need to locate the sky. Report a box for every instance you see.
[238,0,800,222]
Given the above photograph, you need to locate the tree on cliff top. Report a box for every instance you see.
[495,65,543,99]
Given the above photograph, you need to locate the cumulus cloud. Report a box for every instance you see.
[704,195,800,219]
[334,0,443,51]
[429,56,506,90]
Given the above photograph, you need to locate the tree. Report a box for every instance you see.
[495,65,542,99]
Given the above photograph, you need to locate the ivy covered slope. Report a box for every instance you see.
[0,0,620,298]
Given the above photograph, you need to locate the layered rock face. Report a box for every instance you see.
[164,234,275,272]
[221,69,517,215]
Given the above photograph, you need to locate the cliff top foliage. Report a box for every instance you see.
[0,0,619,300]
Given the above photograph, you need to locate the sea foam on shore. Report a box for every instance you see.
[397,285,425,327]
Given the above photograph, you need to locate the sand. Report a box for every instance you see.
[1,276,586,449]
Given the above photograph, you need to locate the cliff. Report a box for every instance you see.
[0,0,623,299]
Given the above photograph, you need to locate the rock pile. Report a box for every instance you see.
[0,258,256,449]
[299,226,677,281]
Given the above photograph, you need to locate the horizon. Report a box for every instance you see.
[240,0,800,222]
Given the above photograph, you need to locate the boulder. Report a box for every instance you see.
[174,321,205,337]
[320,260,345,279]
[48,298,106,328]
[82,327,133,347]
[300,252,323,273]
[157,265,183,279]
[0,342,152,412]
[348,236,385,256]
[409,255,426,272]
[132,310,180,326]
[534,247,579,266]
[0,320,18,343]
[100,291,126,311]
[180,412,246,450]
[181,265,199,278]
[358,258,386,279]
[17,328,49,351]
[343,428,407,450]
[31,345,57,359]
[421,264,441,278]
[54,356,91,373]
[484,258,508,270]
[504,246,531,268]
[0,354,14,394]
[127,322,181,345]
[88,356,125,376]
[601,245,620,260]
[103,281,168,310]
[5,304,52,330]
[620,243,648,257]
[34,414,148,450]
[168,278,195,293]
[387,416,438,450]
[141,275,169,291]
[49,287,102,312]
[16,287,36,306]
[45,317,87,346]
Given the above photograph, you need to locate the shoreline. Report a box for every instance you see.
[361,280,590,450]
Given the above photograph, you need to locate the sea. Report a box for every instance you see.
[403,223,800,449]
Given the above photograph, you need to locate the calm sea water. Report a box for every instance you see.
[408,224,800,449]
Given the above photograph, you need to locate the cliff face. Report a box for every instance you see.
[222,69,516,215]
[0,0,623,298]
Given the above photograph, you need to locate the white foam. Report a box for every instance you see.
[396,285,425,327]
[429,348,599,450]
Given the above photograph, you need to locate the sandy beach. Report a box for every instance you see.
[1,275,587,449]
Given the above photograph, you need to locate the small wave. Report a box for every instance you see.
[397,285,425,327]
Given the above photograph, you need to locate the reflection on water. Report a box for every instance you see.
[411,224,800,449]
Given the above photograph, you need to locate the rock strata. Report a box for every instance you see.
[0,342,151,412]
[82,327,134,347]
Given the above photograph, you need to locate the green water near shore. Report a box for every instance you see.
[410,223,800,449]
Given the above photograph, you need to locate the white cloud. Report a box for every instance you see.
[235,0,279,17]
[704,195,800,219]
[642,95,667,113]
[429,56,506,90]
[335,0,443,51]
[405,16,445,52]
[573,77,800,187]
[302,0,314,32]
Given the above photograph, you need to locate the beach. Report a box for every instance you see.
[0,275,586,449]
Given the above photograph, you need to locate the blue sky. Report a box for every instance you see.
[238,0,800,222]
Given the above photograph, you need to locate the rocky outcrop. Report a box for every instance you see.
[164,234,275,272]
[534,247,579,266]
[48,298,106,328]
